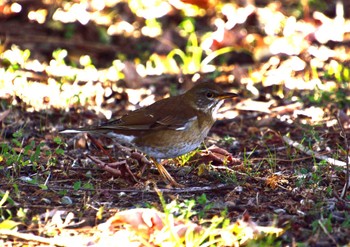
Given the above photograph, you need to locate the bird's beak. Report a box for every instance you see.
[217,92,238,99]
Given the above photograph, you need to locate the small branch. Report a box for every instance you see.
[318,220,337,245]
[0,230,65,247]
[282,136,347,168]
[156,183,237,193]
[335,113,350,198]
[6,182,236,194]
[0,109,11,123]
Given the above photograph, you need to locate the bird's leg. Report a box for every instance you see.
[129,153,183,187]
[87,135,182,187]
[150,158,183,187]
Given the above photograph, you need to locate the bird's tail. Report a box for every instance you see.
[60,128,88,134]
[60,127,106,134]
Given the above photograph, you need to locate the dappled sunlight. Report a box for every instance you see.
[263,56,307,88]
[313,9,349,43]
[295,106,325,122]
[257,2,286,36]
[308,45,335,61]
[1,45,30,66]
[269,36,306,55]
[129,0,172,19]
[125,87,154,109]
[0,46,124,115]
[107,20,135,36]
[53,2,91,25]
[10,2,22,13]
[28,8,47,24]
[235,99,274,113]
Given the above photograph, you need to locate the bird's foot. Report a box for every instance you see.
[129,152,183,187]
[151,158,184,188]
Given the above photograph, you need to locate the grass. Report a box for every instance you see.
[151,191,284,246]
[144,18,236,75]
[167,32,235,74]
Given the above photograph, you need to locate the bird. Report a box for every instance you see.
[60,82,238,186]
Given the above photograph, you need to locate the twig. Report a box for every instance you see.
[154,183,237,193]
[250,155,317,163]
[0,230,65,246]
[335,113,350,198]
[0,109,11,123]
[282,136,347,168]
[11,182,236,194]
[318,220,337,245]
[245,146,286,156]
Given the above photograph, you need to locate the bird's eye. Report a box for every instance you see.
[206,92,214,98]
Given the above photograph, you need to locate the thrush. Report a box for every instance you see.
[61,82,237,186]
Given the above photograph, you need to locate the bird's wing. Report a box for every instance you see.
[100,112,197,131]
[153,115,197,130]
[100,98,198,131]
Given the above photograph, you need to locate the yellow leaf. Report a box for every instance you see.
[197,163,208,176]
[0,220,20,230]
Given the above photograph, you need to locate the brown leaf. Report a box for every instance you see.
[101,208,164,236]
[192,145,240,167]
[265,174,289,189]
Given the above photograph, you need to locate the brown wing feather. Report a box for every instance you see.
[99,95,198,131]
